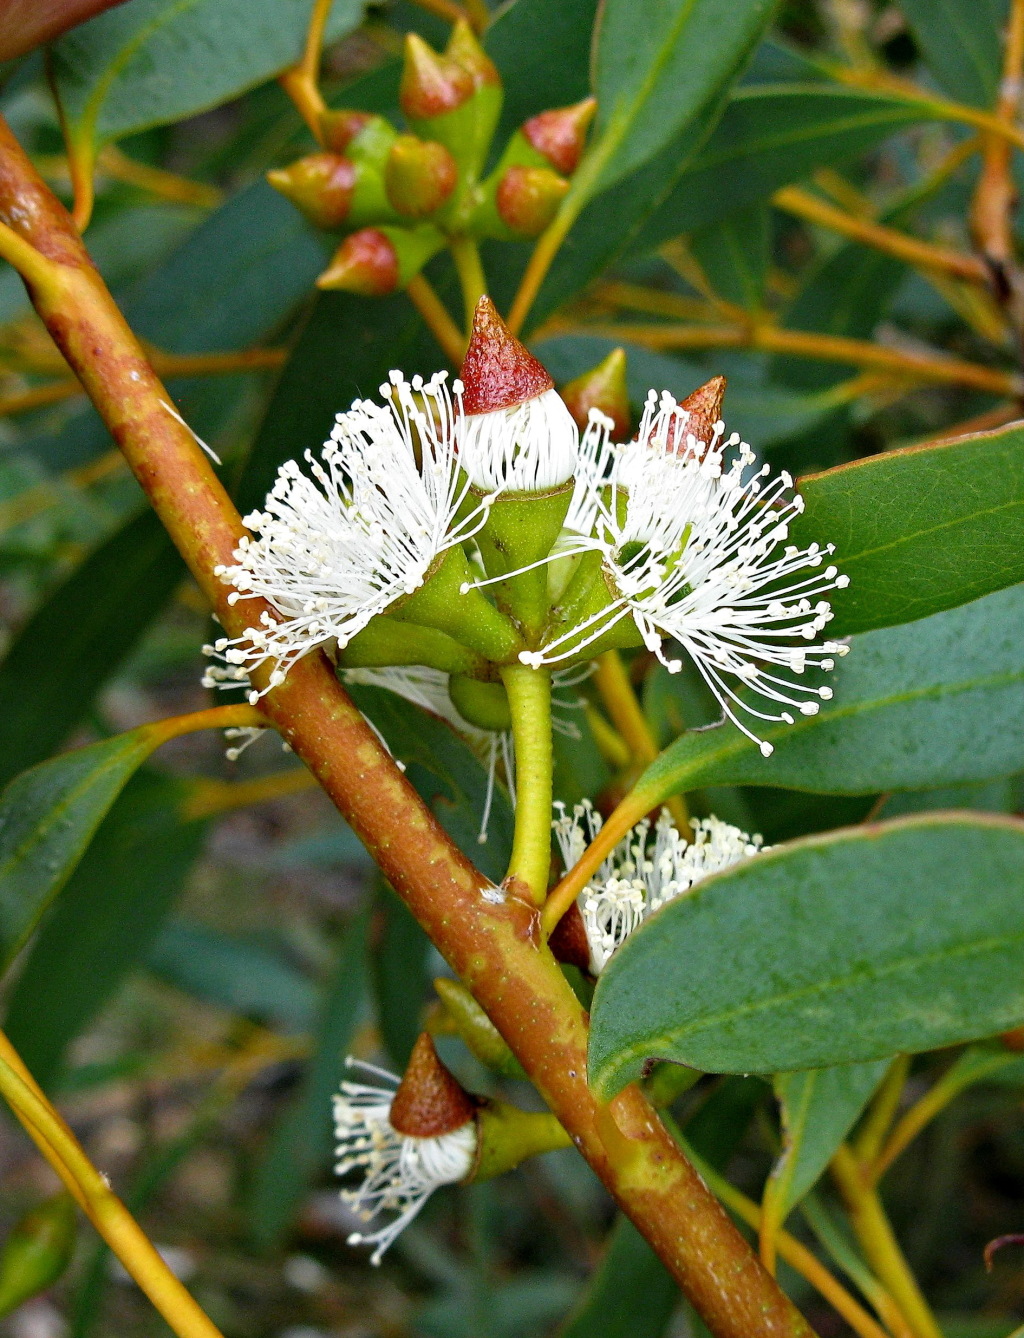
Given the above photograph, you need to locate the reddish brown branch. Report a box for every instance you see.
[0,114,814,1338]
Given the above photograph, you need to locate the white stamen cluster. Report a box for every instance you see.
[208,371,484,701]
[457,386,580,492]
[521,391,850,756]
[553,800,766,974]
[334,1059,477,1265]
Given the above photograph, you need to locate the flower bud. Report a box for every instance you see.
[447,675,512,731]
[0,1193,77,1319]
[319,110,396,166]
[385,135,458,218]
[678,375,726,452]
[472,1099,572,1181]
[317,224,444,295]
[495,165,568,237]
[401,23,502,181]
[400,32,474,122]
[446,18,500,94]
[267,152,394,230]
[547,900,592,972]
[389,1032,477,1136]
[560,347,630,440]
[522,97,597,175]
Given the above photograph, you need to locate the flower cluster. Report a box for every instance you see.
[553,800,767,974]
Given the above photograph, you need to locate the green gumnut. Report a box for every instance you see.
[410,82,503,187]
[349,162,401,228]
[543,548,645,663]
[473,485,573,643]
[388,546,523,663]
[339,619,488,677]
[0,1193,77,1319]
[448,674,511,730]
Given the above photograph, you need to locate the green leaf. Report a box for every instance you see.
[900,0,1007,108]
[633,584,1024,807]
[248,907,368,1246]
[689,204,770,310]
[591,0,776,191]
[51,0,365,154]
[147,919,317,1034]
[589,812,1024,1095]
[559,1216,678,1338]
[3,773,208,1090]
[767,1061,888,1220]
[0,510,182,790]
[0,727,164,971]
[629,84,935,249]
[794,422,1024,636]
[372,884,432,1070]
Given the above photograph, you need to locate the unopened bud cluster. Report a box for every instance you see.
[267,20,595,295]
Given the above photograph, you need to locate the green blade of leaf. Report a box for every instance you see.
[689,204,770,311]
[3,773,208,1090]
[589,812,1024,1096]
[793,423,1024,636]
[0,727,163,970]
[372,883,432,1070]
[632,584,1024,809]
[559,1216,678,1338]
[767,1061,888,1223]
[591,0,776,191]
[900,0,1007,108]
[51,0,365,155]
[248,907,369,1247]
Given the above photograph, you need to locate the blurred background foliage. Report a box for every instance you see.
[2,0,1024,1334]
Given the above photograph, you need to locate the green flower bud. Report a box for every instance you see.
[267,152,395,230]
[339,620,489,677]
[388,545,524,663]
[385,135,458,219]
[0,1194,77,1319]
[494,165,568,238]
[317,224,445,295]
[560,346,631,439]
[447,675,512,731]
[319,109,397,167]
[400,22,502,183]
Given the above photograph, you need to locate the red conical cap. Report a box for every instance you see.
[679,375,726,445]
[460,295,553,415]
[523,98,597,175]
[401,32,474,121]
[547,901,592,973]
[389,1033,477,1137]
[317,228,398,296]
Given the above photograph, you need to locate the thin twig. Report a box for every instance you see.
[278,0,333,141]
[407,273,468,365]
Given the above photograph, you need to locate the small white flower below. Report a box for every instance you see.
[334,1059,477,1265]
[553,800,766,974]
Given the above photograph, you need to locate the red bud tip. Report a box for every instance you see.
[560,347,630,438]
[547,901,593,973]
[523,97,597,175]
[401,32,474,121]
[317,228,398,296]
[266,153,355,229]
[385,135,458,218]
[460,295,554,415]
[679,375,726,446]
[496,166,568,237]
[445,18,501,89]
[390,1033,477,1136]
[319,109,373,154]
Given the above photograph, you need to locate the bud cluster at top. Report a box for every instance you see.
[266,20,596,298]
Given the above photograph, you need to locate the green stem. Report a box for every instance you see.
[500,664,553,904]
[449,234,487,329]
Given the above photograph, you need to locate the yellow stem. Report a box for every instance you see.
[406,272,468,366]
[583,702,631,770]
[971,0,1024,266]
[854,1056,911,1166]
[831,1145,943,1338]
[589,280,718,323]
[0,220,58,288]
[449,235,487,331]
[773,185,990,285]
[278,0,333,141]
[501,664,554,904]
[0,1032,224,1338]
[593,650,689,830]
[542,789,648,935]
[181,767,319,821]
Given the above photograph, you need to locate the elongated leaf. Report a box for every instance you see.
[0,510,181,789]
[4,773,208,1090]
[793,423,1024,636]
[373,883,432,1070]
[591,0,775,190]
[767,1061,888,1220]
[589,813,1024,1095]
[632,584,1024,808]
[249,908,368,1246]
[51,0,364,152]
[630,84,934,251]
[690,204,770,310]
[900,0,1007,108]
[147,919,317,1034]
[0,727,163,970]
[559,1216,677,1338]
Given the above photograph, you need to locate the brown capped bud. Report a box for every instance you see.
[679,375,727,448]
[445,18,500,91]
[495,165,568,237]
[523,97,597,175]
[390,1033,476,1136]
[547,901,592,973]
[267,153,356,229]
[319,109,373,153]
[560,347,630,439]
[385,135,458,218]
[460,294,554,414]
[318,228,398,295]
[401,32,474,121]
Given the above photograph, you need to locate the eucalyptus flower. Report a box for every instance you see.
[553,800,766,974]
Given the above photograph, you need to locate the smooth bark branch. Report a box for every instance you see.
[0,115,814,1338]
